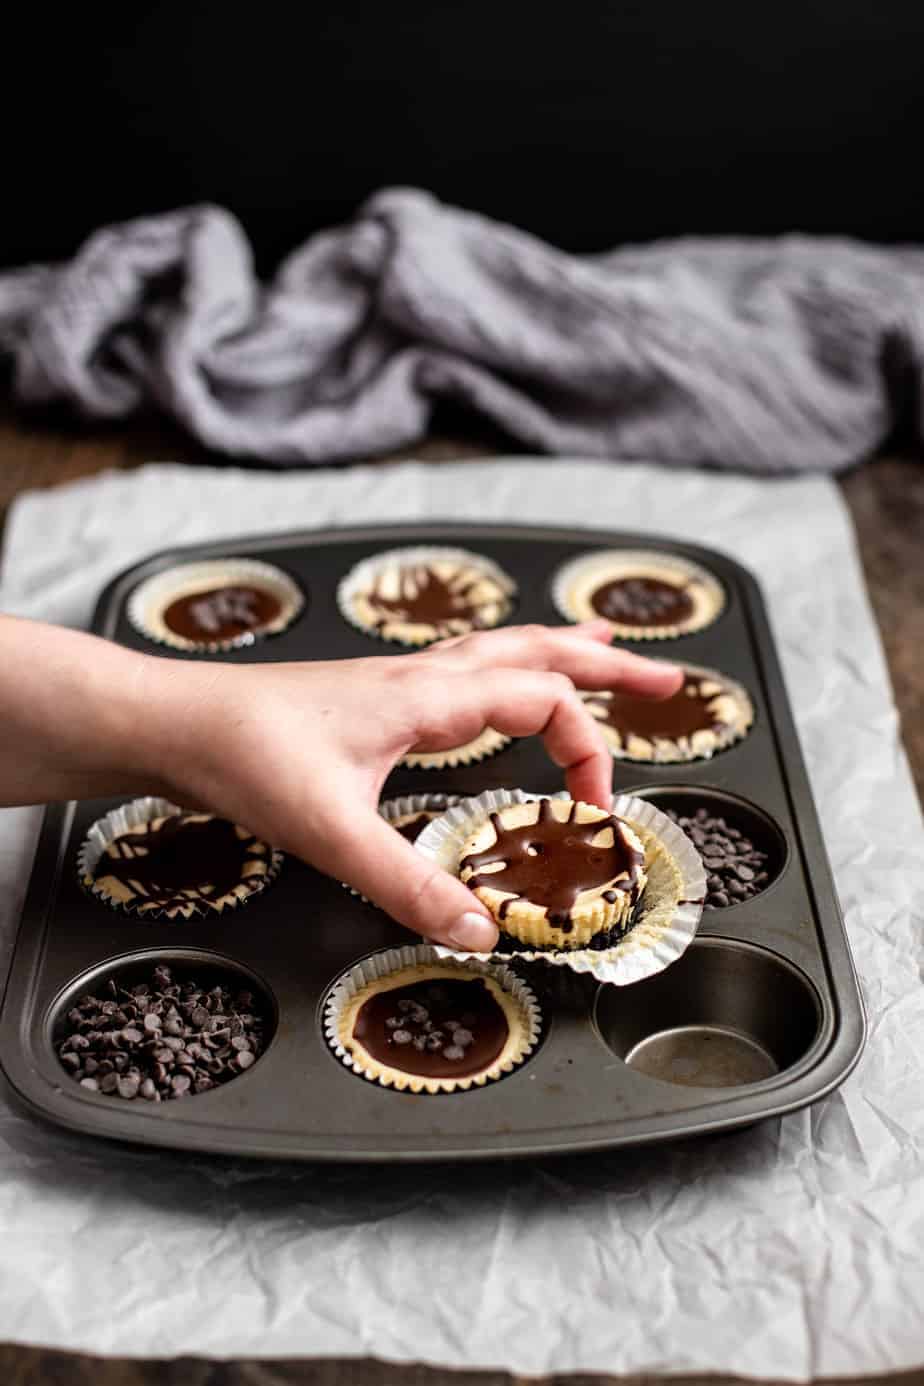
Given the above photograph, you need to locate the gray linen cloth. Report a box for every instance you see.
[1,188,923,472]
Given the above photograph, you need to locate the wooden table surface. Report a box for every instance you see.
[0,400,922,1386]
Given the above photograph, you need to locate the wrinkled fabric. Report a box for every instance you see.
[2,191,924,472]
[0,459,922,1375]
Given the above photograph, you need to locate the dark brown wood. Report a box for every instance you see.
[0,404,921,1384]
[1,1345,924,1386]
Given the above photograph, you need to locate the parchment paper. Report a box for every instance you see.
[1,458,922,1378]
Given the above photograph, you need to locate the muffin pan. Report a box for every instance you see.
[0,523,866,1161]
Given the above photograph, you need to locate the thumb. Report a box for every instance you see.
[333,812,500,952]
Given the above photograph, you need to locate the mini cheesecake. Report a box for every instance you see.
[83,808,281,920]
[583,665,754,763]
[458,798,647,951]
[128,558,304,652]
[331,961,540,1094]
[338,546,515,645]
[553,550,725,640]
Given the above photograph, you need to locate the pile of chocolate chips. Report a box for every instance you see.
[664,806,771,908]
[385,991,476,1062]
[56,964,267,1101]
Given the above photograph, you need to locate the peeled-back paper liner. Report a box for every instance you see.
[583,658,755,764]
[127,557,304,652]
[335,543,516,645]
[77,796,284,920]
[342,794,463,900]
[322,943,542,1093]
[551,547,726,638]
[399,725,512,770]
[413,788,706,985]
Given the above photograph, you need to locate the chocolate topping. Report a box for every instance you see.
[460,800,643,927]
[163,585,282,641]
[95,814,270,912]
[586,674,728,741]
[367,565,494,633]
[354,977,509,1078]
[590,576,694,627]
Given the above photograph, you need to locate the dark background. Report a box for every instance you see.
[3,2,923,272]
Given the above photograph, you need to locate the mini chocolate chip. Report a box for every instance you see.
[231,1036,251,1052]
[712,890,730,907]
[171,1074,191,1095]
[727,879,747,898]
[235,1050,255,1070]
[100,1072,119,1094]
[452,1028,474,1048]
[117,1076,140,1100]
[143,1012,162,1033]
[60,1051,80,1071]
[121,1027,143,1044]
[412,1036,427,1051]
[391,1029,412,1045]
[425,1033,444,1051]
[736,864,756,882]
[140,1078,157,1100]
[190,1005,209,1027]
[80,1077,100,1091]
[443,1045,465,1061]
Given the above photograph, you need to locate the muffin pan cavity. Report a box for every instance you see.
[624,785,788,909]
[594,938,823,1089]
[49,949,277,1104]
[0,522,865,1161]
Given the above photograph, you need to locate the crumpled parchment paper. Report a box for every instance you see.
[0,458,921,1378]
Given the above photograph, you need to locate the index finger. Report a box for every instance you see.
[424,623,684,698]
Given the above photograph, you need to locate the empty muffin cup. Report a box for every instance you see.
[595,936,822,1088]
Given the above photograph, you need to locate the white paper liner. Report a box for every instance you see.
[551,547,726,639]
[77,796,284,921]
[322,943,543,1093]
[399,725,512,769]
[127,557,305,652]
[413,788,706,986]
[341,794,463,900]
[336,544,516,646]
[582,659,755,764]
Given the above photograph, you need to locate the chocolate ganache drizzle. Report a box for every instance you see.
[460,800,644,930]
[586,674,727,741]
[368,565,489,631]
[590,575,694,627]
[163,585,281,641]
[97,815,270,911]
[354,978,508,1078]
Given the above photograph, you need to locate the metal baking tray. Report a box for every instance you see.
[0,523,866,1161]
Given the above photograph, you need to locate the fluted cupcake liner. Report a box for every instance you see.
[582,659,755,764]
[127,557,304,652]
[323,943,542,1094]
[78,797,283,921]
[413,787,706,986]
[551,548,725,640]
[336,544,516,647]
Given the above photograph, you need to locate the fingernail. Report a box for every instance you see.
[447,912,499,952]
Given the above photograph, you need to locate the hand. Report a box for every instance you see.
[161,620,681,950]
[0,616,681,952]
